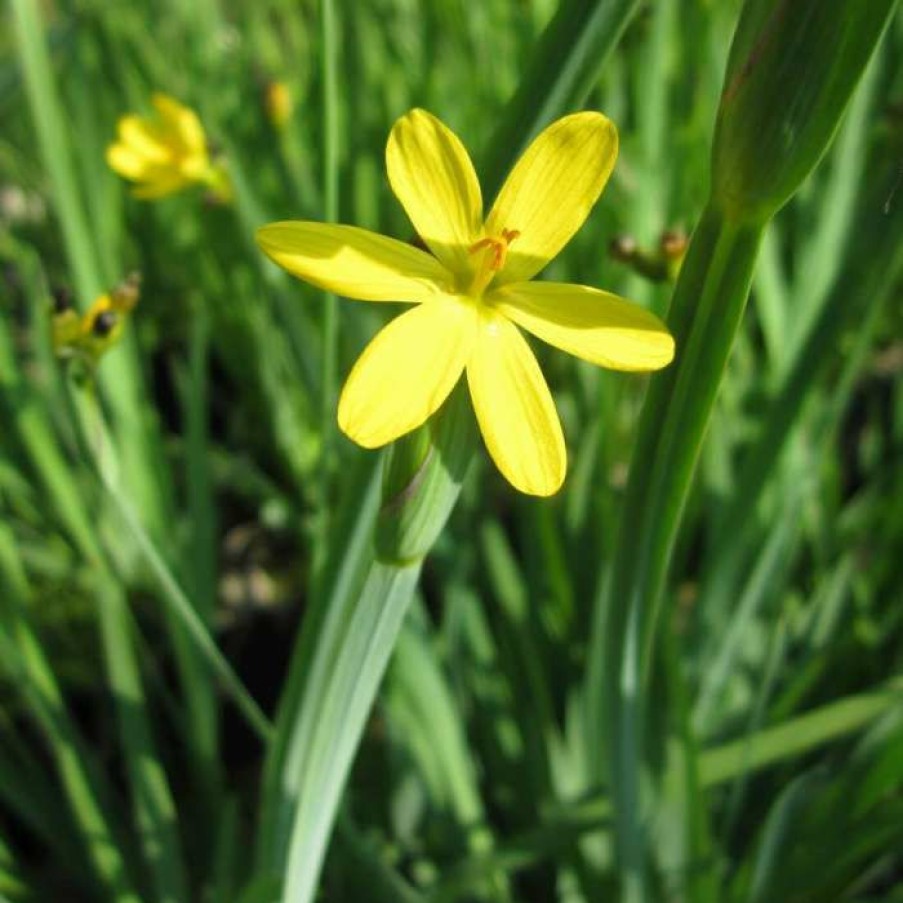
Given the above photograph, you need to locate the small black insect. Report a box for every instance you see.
[92,310,118,336]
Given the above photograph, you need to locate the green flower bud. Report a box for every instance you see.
[712,0,896,223]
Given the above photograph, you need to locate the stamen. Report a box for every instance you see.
[468,237,498,263]
[467,229,520,295]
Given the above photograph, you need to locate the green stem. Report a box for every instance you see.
[314,0,340,591]
[320,0,339,426]
[255,460,383,870]
[256,387,475,901]
[100,467,274,745]
[281,559,423,901]
[10,0,103,302]
[589,203,763,898]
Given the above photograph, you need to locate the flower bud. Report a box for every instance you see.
[712,0,896,223]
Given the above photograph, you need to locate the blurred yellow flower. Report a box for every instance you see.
[264,81,293,129]
[258,109,674,496]
[106,93,231,202]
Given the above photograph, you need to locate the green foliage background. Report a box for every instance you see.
[1,0,902,900]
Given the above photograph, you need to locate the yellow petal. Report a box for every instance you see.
[106,143,154,179]
[491,281,675,371]
[116,115,170,163]
[386,108,483,279]
[79,294,114,335]
[486,112,618,285]
[131,171,190,199]
[466,313,565,496]
[338,297,477,447]
[152,93,208,159]
[257,222,451,302]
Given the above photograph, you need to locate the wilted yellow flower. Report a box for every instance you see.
[106,93,230,202]
[258,109,674,496]
[53,274,141,363]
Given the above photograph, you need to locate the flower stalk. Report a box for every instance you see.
[587,0,899,897]
[252,4,666,897]
[590,207,763,900]
[256,394,474,900]
[376,383,477,565]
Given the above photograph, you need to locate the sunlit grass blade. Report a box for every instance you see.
[700,677,903,787]
[279,558,423,901]
[387,617,510,899]
[89,434,274,744]
[255,459,383,872]
[428,675,903,898]
[0,832,28,902]
[692,499,799,735]
[258,386,474,901]
[95,581,190,903]
[735,711,903,901]
[781,54,881,369]
[652,633,718,903]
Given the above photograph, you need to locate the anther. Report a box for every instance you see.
[469,238,492,252]
[468,229,520,274]
[467,229,520,295]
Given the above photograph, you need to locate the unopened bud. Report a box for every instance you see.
[712,0,896,222]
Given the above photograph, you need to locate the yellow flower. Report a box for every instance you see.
[258,109,675,496]
[52,274,141,363]
[106,93,230,201]
[264,81,293,129]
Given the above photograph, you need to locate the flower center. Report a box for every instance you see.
[467,228,519,296]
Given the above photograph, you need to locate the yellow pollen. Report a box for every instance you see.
[467,229,520,295]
